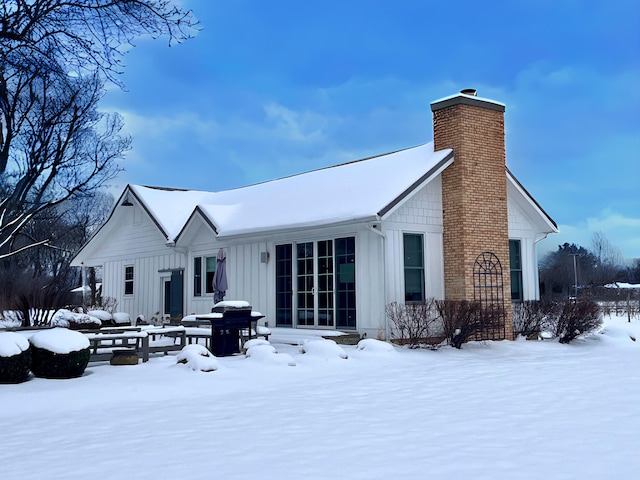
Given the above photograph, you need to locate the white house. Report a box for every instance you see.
[71,91,557,339]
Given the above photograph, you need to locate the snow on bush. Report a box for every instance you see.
[113,312,131,325]
[256,325,271,337]
[0,331,29,357]
[87,310,112,322]
[0,311,22,329]
[0,332,31,384]
[242,338,270,353]
[29,328,90,354]
[176,344,218,372]
[356,338,397,354]
[299,339,348,360]
[29,328,90,379]
[51,310,101,330]
[245,343,296,366]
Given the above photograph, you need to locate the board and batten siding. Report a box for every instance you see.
[93,204,187,321]
[184,220,388,336]
[382,176,445,305]
[507,185,545,301]
[185,240,269,315]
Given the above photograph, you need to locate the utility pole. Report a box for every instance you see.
[571,254,579,300]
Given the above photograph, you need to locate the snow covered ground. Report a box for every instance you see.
[1,314,638,480]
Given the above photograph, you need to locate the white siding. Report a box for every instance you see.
[382,177,445,305]
[77,171,550,336]
[95,205,187,320]
[181,220,388,336]
[508,194,542,300]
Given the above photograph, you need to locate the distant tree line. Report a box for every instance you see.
[539,231,640,300]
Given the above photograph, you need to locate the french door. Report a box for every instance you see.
[276,237,356,330]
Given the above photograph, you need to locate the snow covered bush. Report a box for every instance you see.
[300,339,348,359]
[356,338,396,354]
[386,299,441,347]
[245,343,296,366]
[0,311,23,329]
[112,312,131,325]
[87,310,113,326]
[52,309,102,330]
[29,328,91,379]
[554,300,602,344]
[176,344,218,372]
[242,338,270,353]
[0,332,31,383]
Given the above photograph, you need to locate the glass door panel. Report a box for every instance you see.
[317,240,334,327]
[336,237,356,329]
[287,237,356,329]
[275,244,293,326]
[296,242,315,326]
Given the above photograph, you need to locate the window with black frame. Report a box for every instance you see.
[124,265,134,295]
[404,233,425,302]
[510,239,523,301]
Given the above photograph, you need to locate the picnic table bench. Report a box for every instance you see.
[85,326,186,363]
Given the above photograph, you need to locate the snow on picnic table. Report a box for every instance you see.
[0,314,638,480]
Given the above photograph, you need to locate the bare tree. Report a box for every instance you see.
[0,192,114,325]
[0,1,197,89]
[591,231,624,285]
[0,69,127,258]
[0,0,197,257]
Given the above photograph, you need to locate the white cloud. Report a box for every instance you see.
[263,102,328,143]
[538,210,640,261]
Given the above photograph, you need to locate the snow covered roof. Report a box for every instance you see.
[128,142,454,240]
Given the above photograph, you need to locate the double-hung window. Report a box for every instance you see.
[193,256,217,295]
[124,266,134,295]
[403,233,425,302]
[509,239,523,301]
[193,257,202,296]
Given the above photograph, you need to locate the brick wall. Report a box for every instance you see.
[431,94,514,340]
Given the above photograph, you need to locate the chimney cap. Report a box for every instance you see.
[460,88,477,96]
[430,91,505,113]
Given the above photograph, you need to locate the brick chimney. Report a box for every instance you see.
[431,90,513,340]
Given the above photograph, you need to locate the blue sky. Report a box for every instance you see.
[102,0,640,260]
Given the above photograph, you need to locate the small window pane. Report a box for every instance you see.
[205,256,216,294]
[124,266,134,295]
[194,257,202,297]
[509,240,523,301]
[403,234,425,302]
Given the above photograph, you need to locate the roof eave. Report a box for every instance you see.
[70,186,134,266]
[506,168,558,233]
[174,206,219,245]
[214,215,380,241]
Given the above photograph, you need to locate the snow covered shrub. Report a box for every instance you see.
[356,338,396,354]
[0,332,31,383]
[245,344,296,366]
[242,338,271,354]
[386,299,440,347]
[299,339,348,359]
[87,309,114,326]
[29,328,91,379]
[0,311,23,329]
[176,344,218,372]
[112,312,131,325]
[554,300,602,344]
[52,309,102,330]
